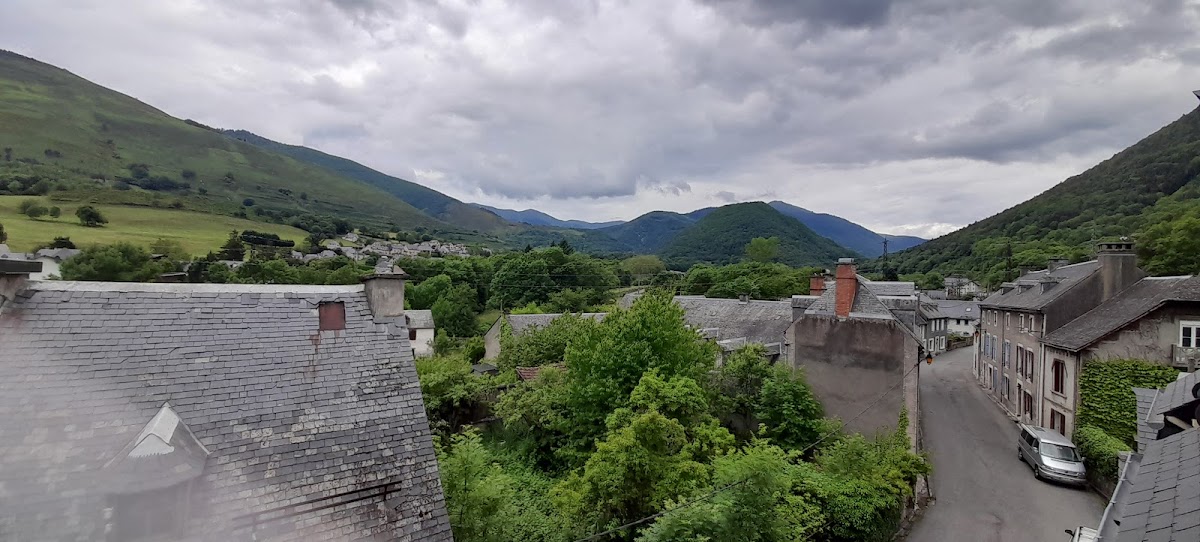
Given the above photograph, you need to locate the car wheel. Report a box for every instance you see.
[1033,465,1041,480]
[1018,448,1023,462]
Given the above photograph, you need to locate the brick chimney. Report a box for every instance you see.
[0,259,41,309]
[834,258,857,318]
[810,273,827,297]
[1096,241,1140,302]
[362,265,408,319]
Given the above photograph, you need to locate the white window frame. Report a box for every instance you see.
[1005,312,1010,328]
[1180,320,1200,348]
[1019,314,1026,331]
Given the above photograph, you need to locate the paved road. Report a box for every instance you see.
[907,346,1105,542]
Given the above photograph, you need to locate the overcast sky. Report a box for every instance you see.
[5,0,1200,237]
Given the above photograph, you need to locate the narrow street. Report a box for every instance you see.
[908,346,1105,542]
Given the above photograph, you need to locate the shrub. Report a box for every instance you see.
[75,205,108,227]
[1073,425,1131,480]
[1078,359,1179,447]
[23,204,48,219]
[48,206,61,218]
[242,198,255,207]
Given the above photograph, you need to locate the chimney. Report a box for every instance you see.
[362,265,408,319]
[1047,257,1069,273]
[809,273,827,297]
[0,259,41,309]
[1097,241,1139,302]
[834,258,857,318]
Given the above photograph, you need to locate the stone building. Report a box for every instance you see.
[788,259,922,444]
[976,242,1144,429]
[1040,275,1200,438]
[0,261,452,541]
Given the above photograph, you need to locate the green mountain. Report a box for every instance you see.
[224,129,512,233]
[0,50,450,234]
[470,204,623,230]
[880,104,1200,284]
[594,211,697,253]
[767,200,924,257]
[659,202,856,267]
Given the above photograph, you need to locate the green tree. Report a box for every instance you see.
[242,198,255,207]
[74,205,108,227]
[756,366,826,450]
[0,221,6,243]
[47,206,61,218]
[416,354,486,431]
[411,274,454,310]
[563,291,718,453]
[438,429,517,542]
[23,204,48,219]
[218,230,245,261]
[433,284,479,337]
[495,366,573,467]
[149,238,188,261]
[745,236,780,263]
[495,313,603,372]
[620,255,666,285]
[490,256,554,308]
[60,243,172,281]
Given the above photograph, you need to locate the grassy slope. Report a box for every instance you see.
[0,50,448,231]
[223,129,514,233]
[659,202,856,268]
[0,196,305,255]
[883,105,1200,278]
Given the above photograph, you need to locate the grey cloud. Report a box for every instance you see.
[714,191,738,202]
[703,0,895,28]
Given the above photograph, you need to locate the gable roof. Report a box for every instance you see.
[101,402,210,494]
[506,312,607,336]
[406,309,435,329]
[1097,428,1200,542]
[805,275,897,320]
[1152,371,1200,418]
[0,280,450,539]
[1044,276,1200,352]
[935,300,980,321]
[980,260,1100,311]
[672,296,792,345]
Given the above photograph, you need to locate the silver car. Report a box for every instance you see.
[1018,424,1087,485]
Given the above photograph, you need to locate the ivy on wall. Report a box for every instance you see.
[1077,359,1179,448]
[1073,425,1130,480]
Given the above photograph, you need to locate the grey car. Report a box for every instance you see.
[1018,424,1087,485]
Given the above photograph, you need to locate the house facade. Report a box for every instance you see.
[976,242,1144,430]
[1040,275,1200,438]
[789,259,922,445]
[0,262,452,541]
[406,309,436,357]
[945,275,985,299]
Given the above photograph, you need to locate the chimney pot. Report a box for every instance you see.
[834,259,858,318]
[0,259,42,308]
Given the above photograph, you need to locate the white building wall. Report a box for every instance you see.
[412,328,436,358]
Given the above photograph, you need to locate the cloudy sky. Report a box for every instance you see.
[5,0,1200,237]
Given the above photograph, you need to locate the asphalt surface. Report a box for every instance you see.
[907,346,1105,542]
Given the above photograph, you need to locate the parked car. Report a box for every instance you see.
[1017,424,1087,485]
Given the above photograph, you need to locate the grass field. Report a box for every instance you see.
[0,196,306,255]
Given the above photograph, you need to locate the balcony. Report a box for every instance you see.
[1171,345,1200,370]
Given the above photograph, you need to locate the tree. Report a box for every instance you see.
[432,284,479,337]
[59,243,173,281]
[45,236,75,249]
[30,180,51,195]
[218,230,245,261]
[149,238,189,261]
[0,222,6,243]
[620,255,666,284]
[23,204,48,219]
[75,206,108,227]
[17,199,37,214]
[744,236,780,263]
[411,274,454,310]
[437,429,517,542]
[48,206,61,218]
[242,198,255,207]
[557,239,575,255]
[756,366,826,450]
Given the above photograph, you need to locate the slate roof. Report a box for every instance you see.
[1043,276,1200,352]
[407,309,435,329]
[1152,371,1200,418]
[673,296,793,345]
[34,247,81,261]
[935,300,980,321]
[506,312,607,336]
[1097,428,1200,542]
[1135,387,1161,454]
[861,279,916,297]
[981,260,1101,311]
[0,280,451,540]
[805,276,895,319]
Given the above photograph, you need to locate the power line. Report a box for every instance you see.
[570,359,924,542]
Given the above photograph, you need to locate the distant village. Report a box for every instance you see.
[296,232,476,263]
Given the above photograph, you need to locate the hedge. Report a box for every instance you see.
[1073,425,1130,480]
[1077,359,1178,448]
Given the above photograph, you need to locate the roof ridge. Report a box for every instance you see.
[29,281,364,294]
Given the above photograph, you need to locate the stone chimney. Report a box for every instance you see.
[809,273,827,297]
[834,258,857,318]
[1097,241,1140,302]
[362,265,408,319]
[0,259,41,309]
[1047,257,1069,273]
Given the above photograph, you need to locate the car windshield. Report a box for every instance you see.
[1040,443,1080,462]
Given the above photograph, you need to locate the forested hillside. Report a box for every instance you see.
[0,50,450,235]
[768,201,924,257]
[660,202,854,268]
[879,105,1200,285]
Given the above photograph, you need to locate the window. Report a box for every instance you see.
[1030,315,1038,332]
[1049,410,1067,435]
[1015,346,1024,376]
[1002,340,1011,368]
[1023,391,1034,418]
[1052,359,1066,395]
[1180,321,1200,347]
[1019,314,1026,330]
[939,336,946,350]
[1005,313,1010,328]
[1002,375,1010,400]
[318,301,346,331]
[111,482,190,540]
[409,327,417,341]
